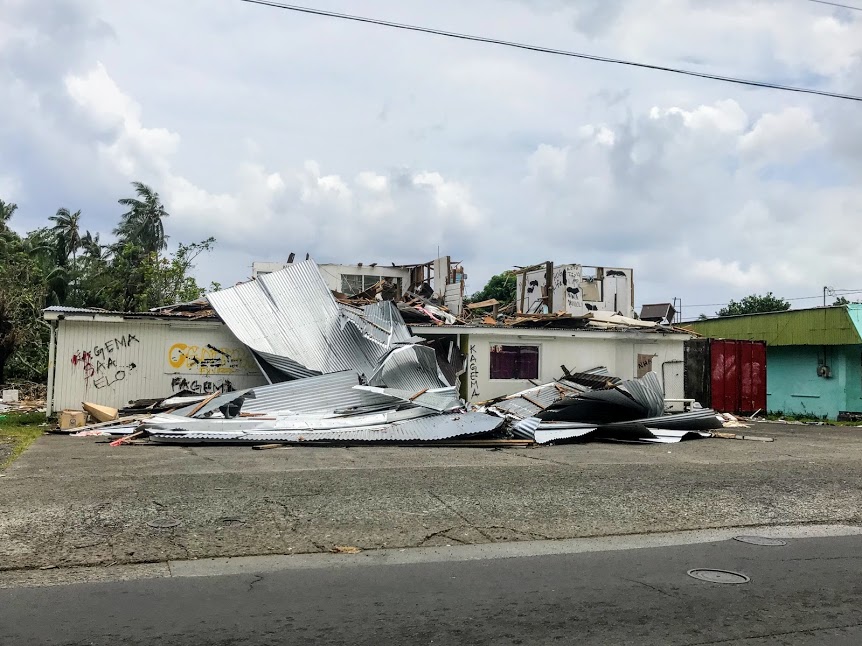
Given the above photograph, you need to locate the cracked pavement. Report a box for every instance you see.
[2,422,862,573]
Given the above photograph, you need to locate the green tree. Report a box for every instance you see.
[0,185,217,381]
[716,292,791,317]
[137,238,216,309]
[49,208,82,265]
[0,202,51,382]
[114,182,169,255]
[469,270,517,305]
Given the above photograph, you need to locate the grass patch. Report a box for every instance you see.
[0,412,47,469]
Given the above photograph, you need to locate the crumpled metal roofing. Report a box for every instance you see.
[603,408,724,430]
[143,406,434,432]
[341,301,416,347]
[240,371,395,414]
[147,411,502,443]
[353,385,462,412]
[616,371,665,418]
[368,345,451,391]
[207,260,391,379]
[490,381,585,419]
[171,388,254,417]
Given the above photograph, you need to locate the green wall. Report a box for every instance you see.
[767,345,862,419]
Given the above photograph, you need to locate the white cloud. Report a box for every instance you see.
[65,62,179,177]
[738,107,824,166]
[0,174,21,201]
[2,0,862,314]
[651,100,748,133]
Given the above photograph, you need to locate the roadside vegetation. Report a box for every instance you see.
[0,183,217,385]
[0,412,47,469]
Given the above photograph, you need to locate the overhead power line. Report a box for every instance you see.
[238,0,862,103]
[806,0,862,11]
[685,289,862,309]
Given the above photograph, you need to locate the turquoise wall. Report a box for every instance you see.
[767,344,862,419]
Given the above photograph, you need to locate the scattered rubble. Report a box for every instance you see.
[57,260,762,447]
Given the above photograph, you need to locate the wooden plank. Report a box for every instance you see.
[53,415,147,434]
[520,394,548,410]
[711,432,774,442]
[186,389,222,417]
[408,388,429,401]
[109,430,146,447]
[466,299,500,310]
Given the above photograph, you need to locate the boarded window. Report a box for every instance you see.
[490,345,539,380]
[637,353,654,378]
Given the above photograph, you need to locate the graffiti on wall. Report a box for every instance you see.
[70,334,139,389]
[170,377,235,394]
[168,343,246,375]
[469,344,480,399]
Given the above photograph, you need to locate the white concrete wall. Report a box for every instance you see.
[454,329,687,402]
[50,318,267,412]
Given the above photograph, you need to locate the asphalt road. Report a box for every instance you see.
[2,533,861,645]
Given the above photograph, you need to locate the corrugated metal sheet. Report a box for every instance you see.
[369,345,450,390]
[534,425,598,444]
[490,381,584,419]
[617,372,665,417]
[207,260,391,379]
[145,406,434,431]
[346,301,415,346]
[682,306,862,346]
[44,305,218,320]
[602,409,724,430]
[241,371,396,414]
[171,388,254,417]
[511,416,542,439]
[50,318,265,411]
[353,385,462,412]
[148,411,502,443]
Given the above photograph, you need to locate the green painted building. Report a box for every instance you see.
[683,305,862,420]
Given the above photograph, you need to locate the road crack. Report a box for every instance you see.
[248,574,264,592]
[426,491,494,542]
[620,577,677,599]
[680,621,862,645]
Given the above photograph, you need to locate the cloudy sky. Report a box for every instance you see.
[2,0,861,318]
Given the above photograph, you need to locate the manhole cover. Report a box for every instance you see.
[147,518,181,529]
[733,535,787,546]
[687,568,750,584]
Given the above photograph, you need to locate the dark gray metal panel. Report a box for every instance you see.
[684,338,711,408]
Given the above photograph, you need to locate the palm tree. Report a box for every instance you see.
[81,230,110,262]
[115,182,169,255]
[49,208,83,265]
[0,199,17,225]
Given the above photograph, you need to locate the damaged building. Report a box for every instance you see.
[44,256,691,416]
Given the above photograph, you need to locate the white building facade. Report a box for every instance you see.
[412,325,689,403]
[44,308,267,414]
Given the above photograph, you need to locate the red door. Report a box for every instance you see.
[710,340,766,414]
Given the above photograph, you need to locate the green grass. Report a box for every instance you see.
[0,412,47,469]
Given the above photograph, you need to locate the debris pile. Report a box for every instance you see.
[0,383,46,415]
[60,260,754,447]
[479,369,726,445]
